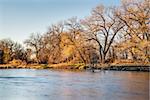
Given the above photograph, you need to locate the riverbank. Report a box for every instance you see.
[100,64,150,72]
[0,63,149,72]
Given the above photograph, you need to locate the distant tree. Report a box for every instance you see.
[43,22,64,64]
[65,17,87,63]
[11,42,26,60]
[24,33,42,64]
[0,39,14,63]
[24,48,33,63]
[0,39,26,63]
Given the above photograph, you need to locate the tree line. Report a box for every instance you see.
[0,0,149,65]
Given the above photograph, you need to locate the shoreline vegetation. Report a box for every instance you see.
[0,0,149,72]
[0,63,149,72]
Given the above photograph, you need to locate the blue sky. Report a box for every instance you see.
[0,0,120,44]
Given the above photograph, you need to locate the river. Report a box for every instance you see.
[0,69,149,100]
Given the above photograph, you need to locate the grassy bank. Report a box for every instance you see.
[0,62,149,72]
[0,63,86,70]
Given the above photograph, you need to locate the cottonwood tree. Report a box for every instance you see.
[44,22,64,64]
[0,39,26,63]
[11,42,26,60]
[65,17,88,63]
[0,39,13,63]
[115,0,150,62]
[24,33,42,64]
[81,5,124,63]
[24,48,32,63]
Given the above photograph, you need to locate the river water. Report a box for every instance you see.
[0,69,149,100]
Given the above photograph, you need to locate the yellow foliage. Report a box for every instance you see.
[9,59,23,66]
[60,33,76,59]
[62,45,74,57]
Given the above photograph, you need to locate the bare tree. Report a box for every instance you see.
[0,39,26,63]
[115,0,150,62]
[65,17,87,63]
[44,22,64,64]
[24,33,42,64]
[12,42,26,60]
[81,5,124,63]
